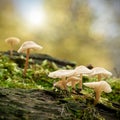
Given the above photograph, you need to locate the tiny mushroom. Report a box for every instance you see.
[48,69,75,79]
[66,76,80,89]
[18,41,43,76]
[74,65,92,90]
[83,81,112,105]
[48,69,75,90]
[53,80,68,90]
[5,37,20,57]
[90,67,112,81]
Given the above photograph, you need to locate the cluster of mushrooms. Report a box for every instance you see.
[48,65,112,105]
[5,37,43,76]
[5,37,112,105]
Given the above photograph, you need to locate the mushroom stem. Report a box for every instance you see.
[61,77,67,90]
[62,80,67,90]
[71,80,76,89]
[10,43,13,57]
[98,74,102,81]
[94,90,101,105]
[67,77,76,89]
[78,74,83,89]
[23,49,30,76]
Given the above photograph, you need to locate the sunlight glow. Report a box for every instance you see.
[24,7,47,28]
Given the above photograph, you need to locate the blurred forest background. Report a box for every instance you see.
[0,0,120,75]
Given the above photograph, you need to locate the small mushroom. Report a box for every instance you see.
[48,69,75,90]
[83,81,112,105]
[74,65,92,89]
[90,67,112,81]
[48,69,75,79]
[54,77,80,91]
[5,37,20,57]
[18,41,43,76]
[53,80,68,90]
[66,76,80,89]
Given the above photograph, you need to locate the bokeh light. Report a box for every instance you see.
[0,0,120,74]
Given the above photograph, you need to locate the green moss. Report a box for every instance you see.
[0,55,67,90]
[0,54,120,105]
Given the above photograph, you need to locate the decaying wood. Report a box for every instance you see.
[1,51,76,67]
[0,88,119,120]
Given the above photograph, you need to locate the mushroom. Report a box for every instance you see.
[66,76,80,89]
[53,80,68,90]
[48,69,75,79]
[48,69,75,90]
[53,76,80,91]
[74,65,92,89]
[83,81,112,105]
[90,67,112,81]
[5,37,20,57]
[18,41,43,76]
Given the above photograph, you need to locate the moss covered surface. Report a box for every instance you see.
[0,51,120,120]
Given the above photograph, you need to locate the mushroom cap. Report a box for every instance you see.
[74,65,92,76]
[18,41,43,53]
[5,37,20,45]
[83,81,112,93]
[90,67,112,77]
[48,69,75,79]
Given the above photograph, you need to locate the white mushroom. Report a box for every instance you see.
[5,37,20,57]
[90,67,112,81]
[74,65,92,89]
[66,76,80,89]
[48,69,75,90]
[18,41,43,76]
[48,69,75,79]
[18,41,43,53]
[83,81,112,105]
[53,80,68,90]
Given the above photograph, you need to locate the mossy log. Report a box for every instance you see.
[0,51,119,119]
[0,88,119,120]
[1,51,76,68]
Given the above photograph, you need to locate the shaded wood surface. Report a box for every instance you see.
[1,51,76,67]
[0,88,120,120]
